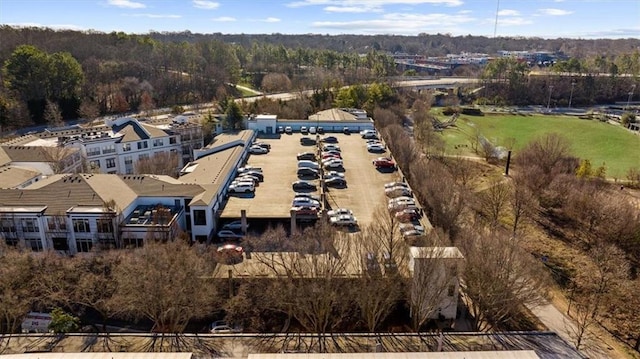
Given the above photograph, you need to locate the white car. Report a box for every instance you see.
[384,181,409,189]
[228,183,254,193]
[367,143,386,152]
[325,171,345,178]
[292,197,321,208]
[330,214,358,227]
[238,166,262,174]
[294,192,320,201]
[249,145,268,154]
[386,186,412,198]
[323,160,343,169]
[399,223,425,234]
[327,208,353,217]
[322,144,341,152]
[309,126,317,134]
[300,126,308,134]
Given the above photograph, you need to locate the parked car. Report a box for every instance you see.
[297,152,316,161]
[277,126,284,133]
[323,160,343,169]
[330,214,358,227]
[248,145,269,154]
[236,175,259,186]
[367,143,386,153]
[362,132,379,140]
[321,153,341,161]
[297,167,320,178]
[243,171,264,181]
[210,320,240,333]
[384,181,409,189]
[309,126,317,134]
[285,126,293,134]
[228,183,254,193]
[215,244,243,264]
[291,206,318,217]
[300,137,316,145]
[342,127,350,134]
[222,220,249,231]
[327,208,353,217]
[386,186,412,198]
[395,208,421,222]
[292,197,321,208]
[322,144,341,152]
[298,160,320,170]
[238,166,262,174]
[373,157,396,169]
[216,230,244,240]
[325,177,347,187]
[325,170,345,178]
[388,199,417,211]
[292,180,317,191]
[300,126,308,134]
[253,142,271,150]
[366,139,381,144]
[399,223,425,234]
[294,192,320,201]
[317,126,325,134]
[320,136,338,143]
[321,150,342,157]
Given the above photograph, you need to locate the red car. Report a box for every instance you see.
[373,157,396,168]
[216,244,244,264]
[395,208,420,222]
[291,206,318,217]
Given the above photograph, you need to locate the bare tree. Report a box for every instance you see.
[44,99,63,127]
[134,151,180,177]
[475,178,511,230]
[568,244,629,351]
[111,240,216,333]
[460,228,549,331]
[139,91,156,117]
[78,98,100,123]
[0,244,38,333]
[261,73,292,93]
[509,174,537,238]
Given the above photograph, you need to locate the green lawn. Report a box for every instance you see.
[438,112,640,178]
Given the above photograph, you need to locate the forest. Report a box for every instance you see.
[1,26,639,131]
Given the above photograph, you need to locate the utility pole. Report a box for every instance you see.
[546,85,554,112]
[627,84,636,110]
[569,81,576,108]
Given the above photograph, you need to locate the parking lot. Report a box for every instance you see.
[220,131,402,227]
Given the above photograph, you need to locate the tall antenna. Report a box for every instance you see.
[493,0,500,37]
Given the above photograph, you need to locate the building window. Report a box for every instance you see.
[1,219,17,232]
[169,137,177,144]
[122,143,131,152]
[47,217,65,231]
[139,153,149,161]
[21,219,39,233]
[86,147,101,157]
[123,237,144,248]
[72,218,90,233]
[5,238,19,247]
[124,156,133,165]
[106,158,116,168]
[26,238,43,252]
[76,238,93,252]
[193,210,206,226]
[52,237,69,251]
[137,141,148,150]
[89,160,101,169]
[153,139,164,147]
[97,219,113,233]
[102,144,116,154]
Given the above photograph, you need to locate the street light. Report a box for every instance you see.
[569,81,576,108]
[546,85,554,111]
[627,84,636,110]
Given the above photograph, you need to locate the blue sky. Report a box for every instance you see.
[1,0,638,39]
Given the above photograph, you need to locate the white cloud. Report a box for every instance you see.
[192,0,220,10]
[498,17,533,26]
[212,16,236,22]
[312,11,474,34]
[498,9,520,16]
[538,8,573,16]
[107,0,145,9]
[123,13,182,18]
[263,17,281,23]
[287,0,464,10]
[324,5,383,13]
[7,22,85,31]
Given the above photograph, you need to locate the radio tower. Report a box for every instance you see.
[494,0,500,37]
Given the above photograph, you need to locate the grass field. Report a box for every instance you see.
[437,112,640,178]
